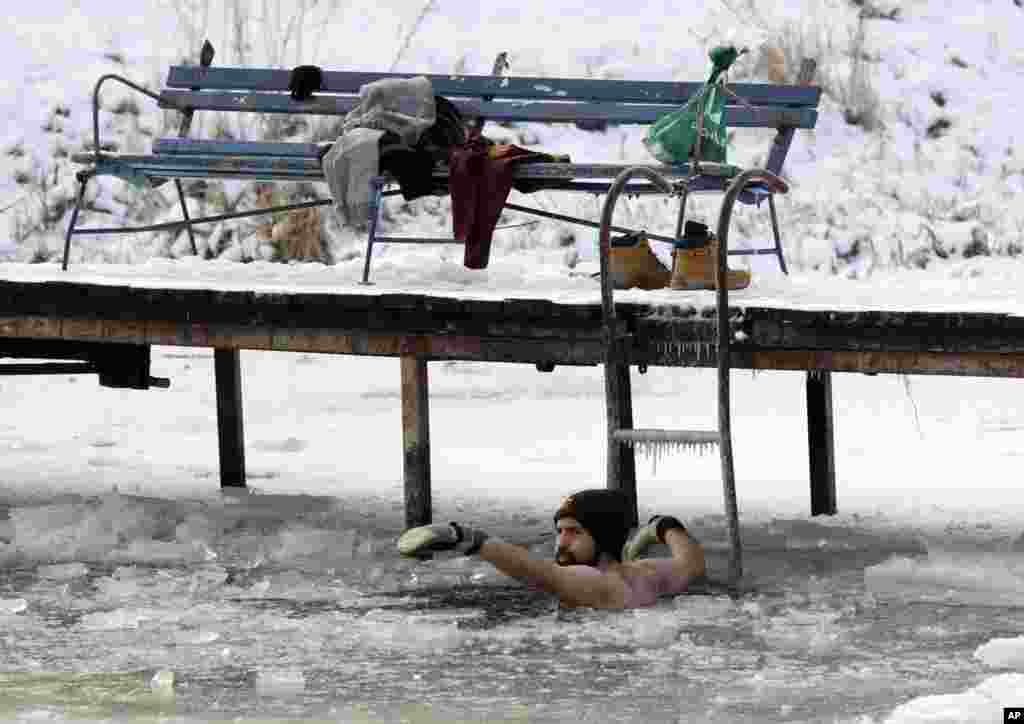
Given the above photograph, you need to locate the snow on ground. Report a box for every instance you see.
[6,250,1024,316]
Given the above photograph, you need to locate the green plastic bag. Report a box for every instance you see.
[643,45,744,165]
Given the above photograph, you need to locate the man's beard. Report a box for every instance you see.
[556,548,590,566]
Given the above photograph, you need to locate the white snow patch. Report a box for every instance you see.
[865,550,1024,607]
[884,674,1024,724]
[975,637,1024,671]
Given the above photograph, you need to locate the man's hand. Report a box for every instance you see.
[397,522,489,557]
[622,519,660,561]
[622,515,689,561]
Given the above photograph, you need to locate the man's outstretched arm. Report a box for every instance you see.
[626,518,705,596]
[663,527,705,579]
[478,539,624,608]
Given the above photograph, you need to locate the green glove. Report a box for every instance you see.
[397,522,489,557]
[621,515,689,561]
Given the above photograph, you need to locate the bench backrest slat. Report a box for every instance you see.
[154,138,325,157]
[166,66,821,108]
[159,90,818,129]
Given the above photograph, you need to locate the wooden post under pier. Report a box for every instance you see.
[214,348,246,488]
[401,355,432,528]
[605,357,639,528]
[806,370,837,515]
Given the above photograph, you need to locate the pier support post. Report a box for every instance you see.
[401,355,432,528]
[214,348,246,488]
[606,358,638,528]
[806,370,837,515]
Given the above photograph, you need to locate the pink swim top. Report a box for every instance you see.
[556,559,692,608]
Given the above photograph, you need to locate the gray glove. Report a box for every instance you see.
[397,522,489,557]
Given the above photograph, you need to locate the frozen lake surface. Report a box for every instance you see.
[1,349,1024,723]
[3,350,1024,722]
[1,461,1023,722]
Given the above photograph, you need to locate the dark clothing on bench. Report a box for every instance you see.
[376,96,469,202]
[288,65,323,101]
[449,134,568,269]
[378,135,438,200]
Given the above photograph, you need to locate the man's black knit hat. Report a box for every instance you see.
[554,489,632,562]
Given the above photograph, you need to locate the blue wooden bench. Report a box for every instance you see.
[66,44,820,282]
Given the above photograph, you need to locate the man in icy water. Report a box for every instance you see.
[396,489,704,609]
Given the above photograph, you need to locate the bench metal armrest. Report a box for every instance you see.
[90,74,168,164]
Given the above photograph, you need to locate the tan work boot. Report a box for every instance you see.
[670,222,751,291]
[609,232,671,290]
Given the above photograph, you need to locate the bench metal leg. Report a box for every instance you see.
[673,187,690,241]
[214,348,246,488]
[360,177,384,285]
[767,195,788,275]
[401,355,432,528]
[174,179,199,256]
[61,173,92,271]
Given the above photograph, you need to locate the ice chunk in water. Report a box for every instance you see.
[38,562,89,580]
[174,629,221,646]
[754,609,845,656]
[95,569,143,599]
[358,616,470,654]
[254,669,306,696]
[80,608,151,630]
[0,598,27,614]
[189,565,229,592]
[174,512,221,545]
[247,579,272,597]
[866,551,1024,607]
[149,670,175,697]
[629,610,681,649]
[975,637,1024,671]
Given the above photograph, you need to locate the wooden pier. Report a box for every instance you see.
[2,276,1024,528]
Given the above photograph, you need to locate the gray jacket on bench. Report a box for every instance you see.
[322,76,436,226]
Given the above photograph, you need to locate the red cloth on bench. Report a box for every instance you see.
[449,135,566,269]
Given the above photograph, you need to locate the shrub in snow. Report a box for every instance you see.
[926,117,953,139]
[904,245,933,270]
[961,226,991,258]
[751,44,787,84]
[832,234,878,277]
[765,8,882,131]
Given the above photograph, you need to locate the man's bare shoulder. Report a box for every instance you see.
[555,563,628,608]
[619,559,669,575]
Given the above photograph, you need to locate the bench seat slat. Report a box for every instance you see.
[166,66,821,107]
[159,90,817,129]
[71,154,772,203]
[73,151,740,183]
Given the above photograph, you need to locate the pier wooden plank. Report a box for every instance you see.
[739,349,1024,378]
[1,280,1024,375]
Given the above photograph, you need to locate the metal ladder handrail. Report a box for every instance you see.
[596,164,786,592]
